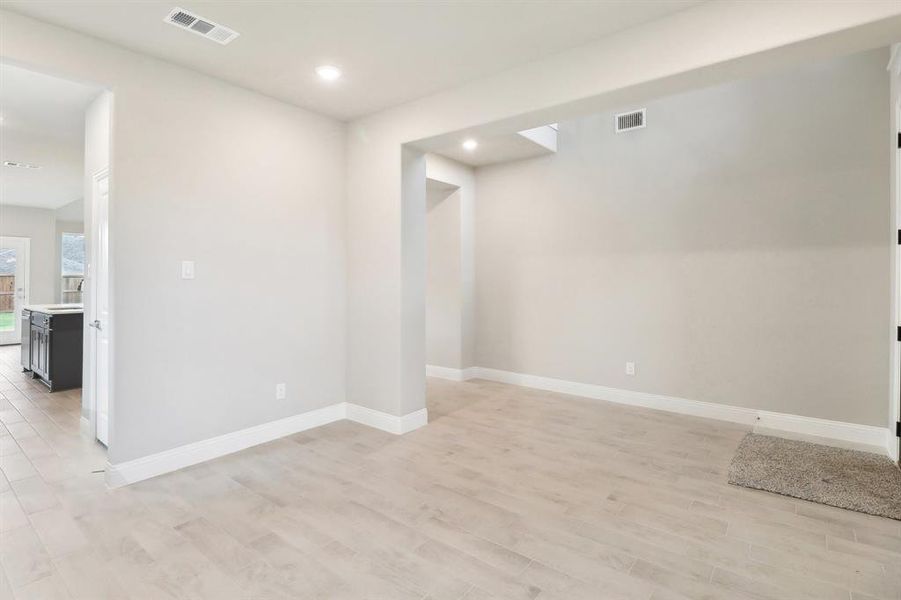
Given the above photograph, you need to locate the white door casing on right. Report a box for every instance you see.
[894,94,901,464]
[89,169,111,446]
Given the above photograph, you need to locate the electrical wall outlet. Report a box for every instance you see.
[625,362,636,376]
[275,383,286,400]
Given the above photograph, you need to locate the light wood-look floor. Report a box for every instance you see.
[1,345,899,599]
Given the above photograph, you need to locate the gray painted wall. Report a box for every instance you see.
[474,48,891,426]
[426,184,462,369]
[2,12,347,464]
[425,154,476,372]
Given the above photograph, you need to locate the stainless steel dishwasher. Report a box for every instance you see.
[20,308,31,371]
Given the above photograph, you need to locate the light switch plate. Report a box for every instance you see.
[181,261,195,280]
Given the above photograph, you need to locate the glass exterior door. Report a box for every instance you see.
[0,237,29,345]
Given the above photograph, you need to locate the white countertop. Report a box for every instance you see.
[24,304,84,315]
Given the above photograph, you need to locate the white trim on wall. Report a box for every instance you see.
[346,404,428,435]
[755,411,890,454]
[474,366,759,425]
[426,365,892,457]
[892,65,901,464]
[107,402,428,487]
[425,364,476,382]
[110,354,894,489]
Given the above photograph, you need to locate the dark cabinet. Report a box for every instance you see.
[21,310,83,392]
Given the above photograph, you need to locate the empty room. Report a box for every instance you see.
[0,2,899,599]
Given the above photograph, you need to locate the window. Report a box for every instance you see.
[61,232,85,304]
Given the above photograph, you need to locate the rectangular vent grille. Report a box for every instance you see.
[164,7,239,45]
[3,161,40,169]
[169,10,195,27]
[615,109,646,133]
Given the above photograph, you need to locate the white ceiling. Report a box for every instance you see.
[0,63,100,209]
[432,127,557,168]
[2,1,700,121]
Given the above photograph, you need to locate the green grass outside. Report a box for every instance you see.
[0,311,14,332]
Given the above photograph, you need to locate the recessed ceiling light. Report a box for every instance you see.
[462,139,478,151]
[316,65,342,81]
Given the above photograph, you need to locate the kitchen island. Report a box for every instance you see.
[21,304,83,392]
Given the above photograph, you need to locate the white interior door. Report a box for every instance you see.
[90,171,111,446]
[0,237,30,346]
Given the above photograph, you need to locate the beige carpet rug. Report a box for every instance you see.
[728,433,901,521]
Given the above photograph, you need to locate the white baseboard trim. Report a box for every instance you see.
[473,367,758,424]
[426,365,476,381]
[106,365,893,488]
[107,402,428,488]
[473,367,892,456]
[755,411,889,453]
[346,404,429,435]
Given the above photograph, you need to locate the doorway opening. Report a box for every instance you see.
[0,62,113,465]
[413,46,898,464]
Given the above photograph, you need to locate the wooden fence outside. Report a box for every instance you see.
[0,275,13,312]
[0,275,85,312]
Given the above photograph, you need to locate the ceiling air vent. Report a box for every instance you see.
[164,7,239,45]
[615,108,646,133]
[3,161,40,169]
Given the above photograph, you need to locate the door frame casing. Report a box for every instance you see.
[891,44,901,464]
[894,94,901,464]
[85,167,111,446]
[0,236,31,346]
